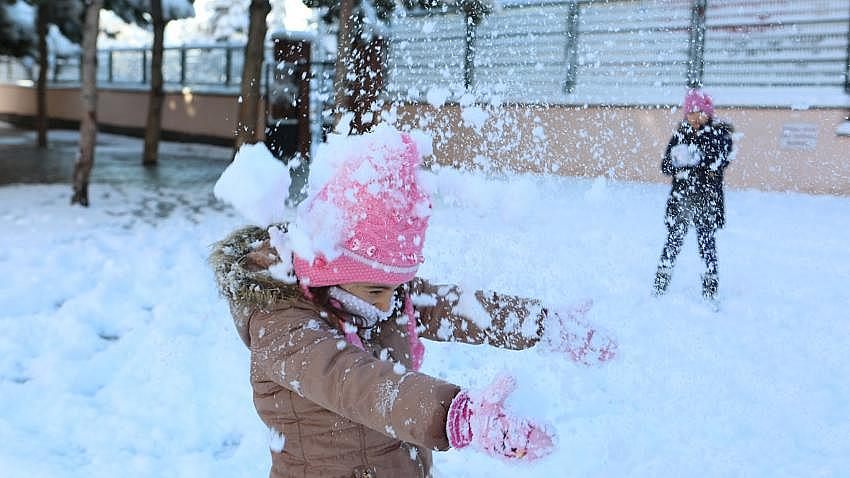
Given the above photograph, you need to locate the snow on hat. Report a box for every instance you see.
[683,89,714,118]
[291,125,432,287]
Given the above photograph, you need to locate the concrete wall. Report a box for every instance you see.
[396,103,850,196]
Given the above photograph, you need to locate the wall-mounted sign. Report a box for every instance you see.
[779,123,819,150]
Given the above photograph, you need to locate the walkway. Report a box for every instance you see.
[0,123,232,189]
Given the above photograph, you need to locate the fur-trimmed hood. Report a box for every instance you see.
[209,226,303,346]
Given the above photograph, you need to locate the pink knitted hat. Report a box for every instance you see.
[292,128,431,287]
[683,89,714,118]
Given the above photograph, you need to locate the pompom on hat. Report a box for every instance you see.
[683,89,715,118]
[292,126,432,287]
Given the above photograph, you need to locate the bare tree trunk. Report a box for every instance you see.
[332,0,355,131]
[142,0,165,166]
[349,37,386,134]
[36,1,48,148]
[234,0,271,150]
[71,0,102,207]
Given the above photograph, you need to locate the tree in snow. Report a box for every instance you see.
[234,0,271,150]
[35,1,50,148]
[141,0,195,166]
[72,0,149,206]
[0,0,82,147]
[143,0,167,165]
[35,1,84,147]
[71,0,193,203]
[304,0,491,134]
[71,0,103,207]
[74,0,194,165]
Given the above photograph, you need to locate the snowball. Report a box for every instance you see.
[408,130,434,158]
[268,428,286,453]
[455,288,493,330]
[425,87,450,106]
[213,142,291,227]
[462,106,489,132]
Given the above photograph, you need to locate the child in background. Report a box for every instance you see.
[211,125,615,478]
[654,89,735,305]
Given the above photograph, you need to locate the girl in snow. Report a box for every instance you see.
[210,125,615,478]
[653,89,735,303]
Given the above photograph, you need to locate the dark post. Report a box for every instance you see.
[36,0,48,147]
[180,47,187,85]
[687,0,707,88]
[142,49,148,84]
[463,13,476,90]
[264,61,271,104]
[844,2,850,94]
[844,3,850,119]
[225,47,232,87]
[563,0,580,93]
[107,50,113,83]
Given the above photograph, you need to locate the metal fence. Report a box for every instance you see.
[3,0,849,106]
[386,0,850,104]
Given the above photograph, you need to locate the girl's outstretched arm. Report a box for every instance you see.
[409,278,545,350]
[409,279,617,364]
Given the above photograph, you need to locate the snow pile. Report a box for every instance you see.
[2,134,850,477]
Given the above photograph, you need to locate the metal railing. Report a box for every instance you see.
[0,56,33,83]
[1,43,248,91]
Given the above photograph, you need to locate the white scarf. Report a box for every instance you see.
[328,286,395,328]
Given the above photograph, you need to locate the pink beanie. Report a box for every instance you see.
[683,89,714,118]
[292,129,430,287]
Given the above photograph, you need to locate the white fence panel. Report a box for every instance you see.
[474,3,571,100]
[387,12,467,98]
[703,0,850,88]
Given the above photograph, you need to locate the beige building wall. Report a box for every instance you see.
[0,84,262,140]
[0,84,37,116]
[2,84,848,195]
[395,103,850,196]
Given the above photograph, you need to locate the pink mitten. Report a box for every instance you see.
[447,374,555,462]
[541,300,618,365]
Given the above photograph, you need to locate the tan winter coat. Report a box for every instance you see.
[210,227,548,478]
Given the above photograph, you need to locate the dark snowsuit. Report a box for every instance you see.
[656,119,734,297]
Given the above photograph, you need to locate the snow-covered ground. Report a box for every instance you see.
[1,152,849,477]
